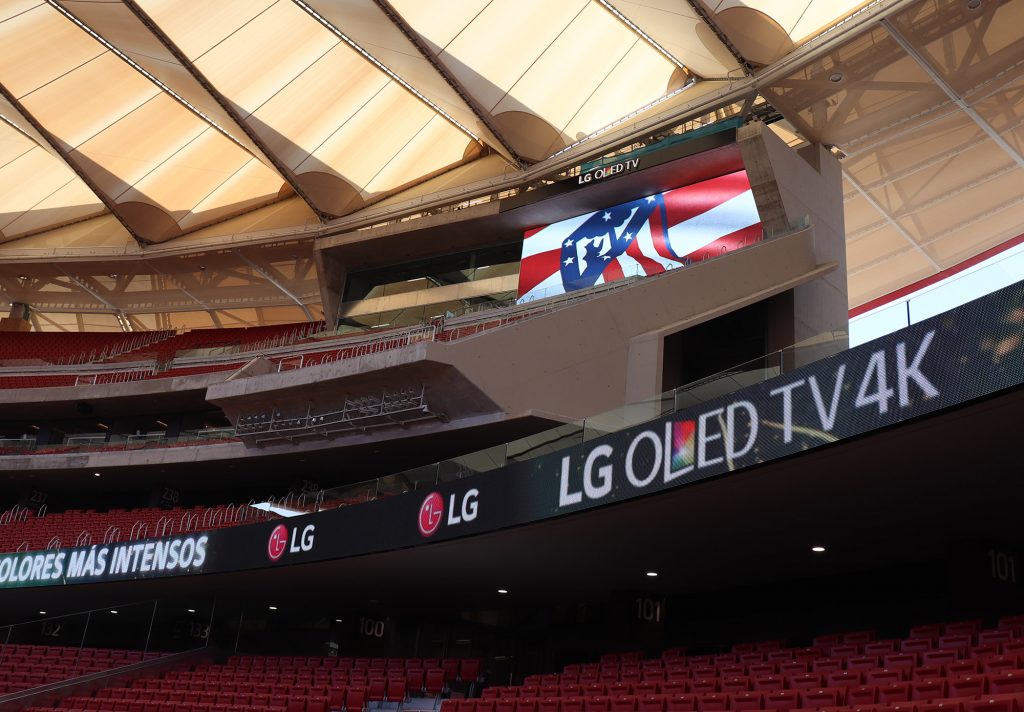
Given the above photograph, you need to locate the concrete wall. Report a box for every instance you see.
[738,122,849,355]
[435,227,833,419]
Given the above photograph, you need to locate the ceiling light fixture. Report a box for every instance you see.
[497,589,509,594]
[109,610,118,614]
[811,546,826,553]
[187,609,196,613]
[268,606,278,611]
[646,571,659,577]
[93,472,101,477]
[829,72,844,83]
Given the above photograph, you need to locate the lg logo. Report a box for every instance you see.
[418,493,444,537]
[267,523,316,561]
[418,489,479,538]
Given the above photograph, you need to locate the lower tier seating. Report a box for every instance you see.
[18,654,480,712]
[462,617,1024,712]
[0,645,158,695]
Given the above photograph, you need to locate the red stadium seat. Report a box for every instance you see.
[696,694,727,712]
[638,696,666,712]
[802,688,845,708]
[991,673,1024,695]
[665,695,696,712]
[763,690,800,710]
[967,695,1023,712]
[731,693,762,712]
[425,669,446,695]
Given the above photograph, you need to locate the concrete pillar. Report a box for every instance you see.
[0,302,32,332]
[314,250,348,329]
[738,121,849,363]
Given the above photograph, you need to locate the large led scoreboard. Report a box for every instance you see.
[517,170,761,302]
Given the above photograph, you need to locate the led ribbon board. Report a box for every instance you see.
[3,281,1024,589]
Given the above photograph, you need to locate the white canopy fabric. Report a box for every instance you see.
[0,0,739,243]
[5,0,1022,325]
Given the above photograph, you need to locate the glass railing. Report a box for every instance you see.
[850,239,1024,347]
[318,329,848,508]
[0,600,186,672]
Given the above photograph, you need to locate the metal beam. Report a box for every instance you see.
[57,268,133,331]
[370,0,525,167]
[235,251,314,322]
[118,0,332,221]
[0,83,146,245]
[881,18,1024,172]
[683,0,753,77]
[291,1,484,151]
[597,0,693,75]
[48,1,255,159]
[843,167,941,271]
[150,264,212,311]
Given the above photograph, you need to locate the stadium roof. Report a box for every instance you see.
[0,0,1022,329]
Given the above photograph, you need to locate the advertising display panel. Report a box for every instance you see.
[3,281,1024,590]
[517,170,761,302]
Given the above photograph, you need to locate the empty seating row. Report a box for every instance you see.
[21,653,480,712]
[445,694,1024,712]
[531,655,1024,688]
[480,673,1024,707]
[0,645,160,694]
[489,667,1024,698]
[476,617,1024,712]
[120,679,428,700]
[0,331,166,365]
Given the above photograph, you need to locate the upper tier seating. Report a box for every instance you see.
[0,322,321,372]
[0,645,160,695]
[468,616,1024,712]
[104,323,325,364]
[0,504,271,554]
[0,270,649,391]
[0,332,171,366]
[20,654,481,712]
